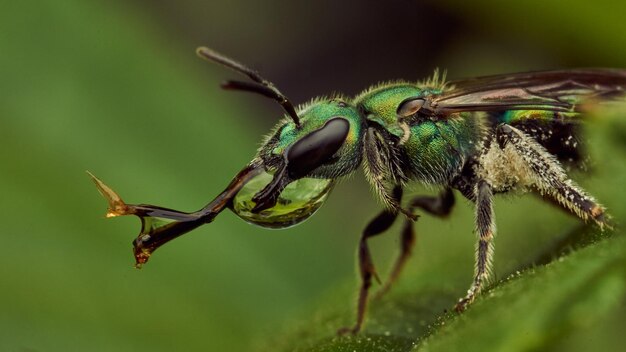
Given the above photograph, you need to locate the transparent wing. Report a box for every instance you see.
[427,69,626,116]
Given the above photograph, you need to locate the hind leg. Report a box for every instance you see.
[497,124,608,227]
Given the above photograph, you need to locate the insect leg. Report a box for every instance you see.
[455,180,495,312]
[409,188,456,217]
[376,188,455,298]
[89,160,264,267]
[363,127,417,220]
[338,187,402,335]
[497,124,608,227]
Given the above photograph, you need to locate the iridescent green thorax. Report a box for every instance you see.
[354,83,424,128]
[404,113,485,183]
[354,82,485,184]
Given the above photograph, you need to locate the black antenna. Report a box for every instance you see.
[196,46,301,128]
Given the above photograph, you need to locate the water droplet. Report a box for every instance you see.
[232,170,334,228]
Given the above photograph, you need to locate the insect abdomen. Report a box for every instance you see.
[493,110,585,168]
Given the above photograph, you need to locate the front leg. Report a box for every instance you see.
[338,187,402,335]
[88,160,264,266]
[455,180,495,311]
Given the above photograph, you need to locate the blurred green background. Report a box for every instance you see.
[1,1,625,351]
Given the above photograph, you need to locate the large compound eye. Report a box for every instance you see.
[232,171,334,228]
[285,118,350,178]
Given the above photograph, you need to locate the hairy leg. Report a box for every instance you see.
[456,180,495,311]
[497,124,608,227]
[453,124,609,312]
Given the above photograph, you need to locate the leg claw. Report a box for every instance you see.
[454,297,473,313]
[337,326,360,336]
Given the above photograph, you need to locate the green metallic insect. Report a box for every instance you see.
[90,46,626,334]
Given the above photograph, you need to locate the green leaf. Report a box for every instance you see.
[259,232,625,352]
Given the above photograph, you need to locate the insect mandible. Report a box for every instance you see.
[90,46,625,334]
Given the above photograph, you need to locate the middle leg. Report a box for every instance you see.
[376,188,456,297]
[455,180,495,312]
